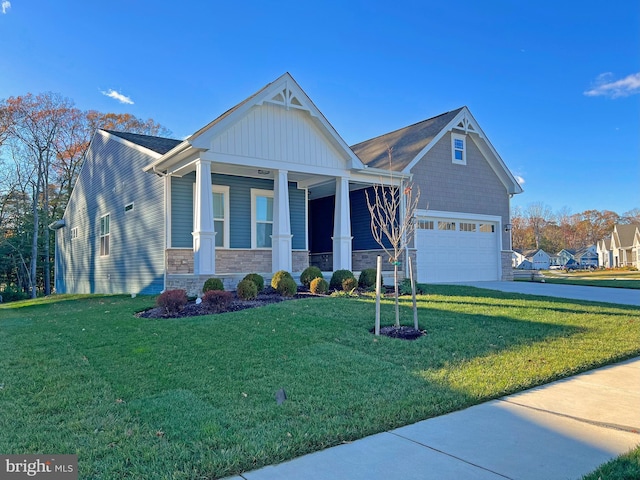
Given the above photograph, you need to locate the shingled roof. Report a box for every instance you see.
[350,107,464,171]
[105,130,181,155]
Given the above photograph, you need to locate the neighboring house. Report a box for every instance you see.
[512,250,527,268]
[597,237,613,268]
[520,249,551,270]
[574,245,598,268]
[602,224,640,269]
[556,249,575,267]
[52,72,523,295]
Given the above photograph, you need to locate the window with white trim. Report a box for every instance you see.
[124,202,134,213]
[71,227,78,240]
[99,214,110,256]
[212,186,229,248]
[418,220,434,230]
[459,222,476,232]
[251,189,273,248]
[479,223,495,233]
[451,132,466,165]
[438,221,456,231]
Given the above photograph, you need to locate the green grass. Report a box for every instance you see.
[538,270,640,289]
[582,445,640,480]
[1,286,639,479]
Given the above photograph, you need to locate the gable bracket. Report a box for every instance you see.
[451,112,484,139]
[262,80,316,117]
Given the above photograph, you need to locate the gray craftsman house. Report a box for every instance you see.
[52,73,522,295]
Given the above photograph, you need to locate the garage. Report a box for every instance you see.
[415,215,500,283]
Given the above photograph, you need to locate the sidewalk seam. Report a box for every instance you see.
[387,431,514,480]
[498,399,640,434]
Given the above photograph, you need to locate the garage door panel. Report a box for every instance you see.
[416,217,499,283]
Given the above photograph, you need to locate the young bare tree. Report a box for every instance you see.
[365,148,420,328]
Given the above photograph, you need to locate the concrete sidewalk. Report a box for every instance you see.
[228,358,640,480]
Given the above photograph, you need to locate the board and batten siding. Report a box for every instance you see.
[210,103,347,170]
[171,173,307,250]
[56,134,165,294]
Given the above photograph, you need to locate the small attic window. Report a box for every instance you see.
[451,133,466,165]
[124,202,134,213]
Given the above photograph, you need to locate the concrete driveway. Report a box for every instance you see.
[455,281,640,306]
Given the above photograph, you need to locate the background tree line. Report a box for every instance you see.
[511,201,640,253]
[0,92,170,299]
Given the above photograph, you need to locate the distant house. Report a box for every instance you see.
[603,224,640,269]
[51,73,522,295]
[519,249,551,270]
[512,250,527,268]
[556,246,598,269]
[597,237,614,268]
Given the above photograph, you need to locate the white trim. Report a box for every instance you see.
[416,209,502,224]
[124,202,134,213]
[165,176,172,248]
[451,132,467,165]
[212,185,230,248]
[251,188,274,249]
[99,212,110,257]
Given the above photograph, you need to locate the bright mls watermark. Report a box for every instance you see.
[1,455,77,479]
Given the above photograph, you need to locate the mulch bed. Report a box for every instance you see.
[137,287,426,340]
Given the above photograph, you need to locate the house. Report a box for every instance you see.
[597,237,613,268]
[512,250,527,268]
[52,73,523,295]
[519,249,551,270]
[574,246,598,268]
[598,224,640,269]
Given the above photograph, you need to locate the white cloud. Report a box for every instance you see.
[2,1,11,14]
[101,89,134,105]
[515,175,525,186]
[584,72,640,98]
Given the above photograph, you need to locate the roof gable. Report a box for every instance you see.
[188,72,364,170]
[351,107,523,195]
[613,224,640,248]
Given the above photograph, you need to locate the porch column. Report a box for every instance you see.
[332,176,352,271]
[192,158,216,275]
[272,169,293,272]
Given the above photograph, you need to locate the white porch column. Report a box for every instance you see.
[271,169,293,272]
[332,176,352,271]
[192,158,216,275]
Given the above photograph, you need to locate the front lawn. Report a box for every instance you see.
[540,269,640,289]
[1,286,639,479]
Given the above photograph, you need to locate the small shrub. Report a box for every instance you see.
[329,269,355,290]
[271,270,294,290]
[203,277,224,293]
[0,285,29,303]
[157,289,188,315]
[202,290,233,312]
[242,273,264,292]
[236,279,258,300]
[276,276,297,297]
[358,268,377,288]
[309,277,329,295]
[342,276,358,292]
[400,278,428,295]
[300,266,323,287]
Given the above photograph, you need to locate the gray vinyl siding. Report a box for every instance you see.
[171,173,307,250]
[411,132,511,248]
[56,134,165,294]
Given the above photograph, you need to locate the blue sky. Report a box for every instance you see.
[1,0,638,216]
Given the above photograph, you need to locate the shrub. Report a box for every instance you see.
[309,277,329,295]
[271,270,294,290]
[358,268,378,289]
[342,276,358,292]
[300,266,323,288]
[329,269,355,290]
[236,279,258,300]
[157,289,188,315]
[399,278,428,295]
[276,276,297,297]
[202,290,233,312]
[0,285,29,303]
[203,277,224,293]
[242,273,264,292]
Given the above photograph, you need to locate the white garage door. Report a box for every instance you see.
[415,217,499,283]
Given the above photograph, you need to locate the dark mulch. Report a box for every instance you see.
[136,287,318,319]
[373,325,426,340]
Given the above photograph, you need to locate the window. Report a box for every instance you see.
[438,221,456,231]
[479,223,495,233]
[418,219,434,230]
[212,186,229,248]
[99,214,110,256]
[459,222,476,232]
[251,189,274,248]
[71,227,78,240]
[124,202,134,213]
[451,132,466,165]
